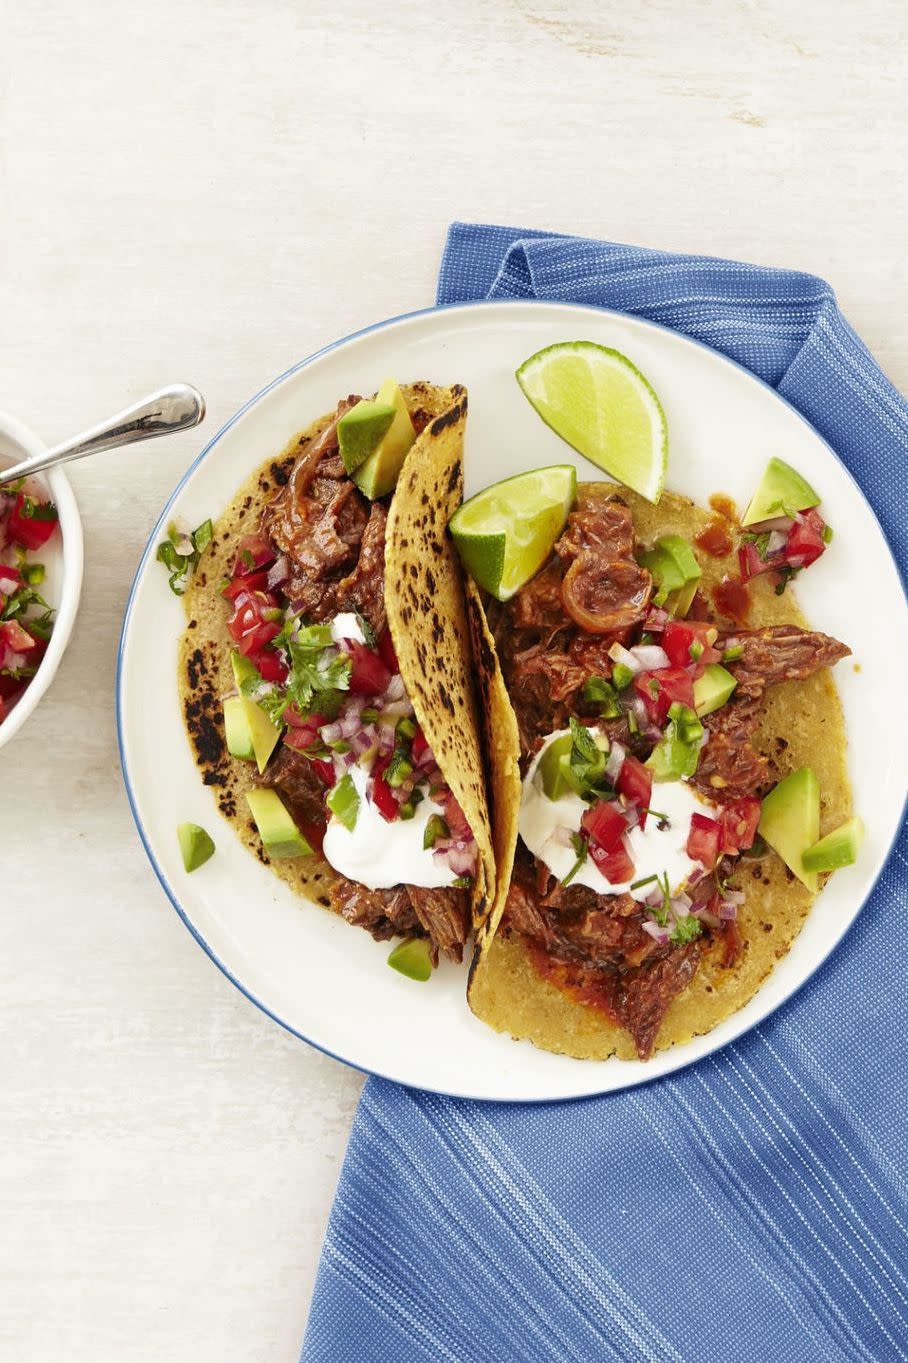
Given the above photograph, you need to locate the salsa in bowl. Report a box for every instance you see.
[0,411,82,750]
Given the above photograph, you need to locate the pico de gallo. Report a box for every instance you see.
[0,484,59,723]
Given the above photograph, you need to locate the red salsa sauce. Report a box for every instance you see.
[0,487,59,722]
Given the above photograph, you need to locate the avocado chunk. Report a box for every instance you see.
[387,937,433,982]
[538,733,582,799]
[693,663,737,717]
[742,457,820,526]
[758,766,820,891]
[803,816,864,873]
[639,534,702,617]
[223,695,282,773]
[351,379,416,500]
[646,706,703,782]
[245,789,313,859]
[177,822,215,873]
[230,649,260,690]
[338,398,395,474]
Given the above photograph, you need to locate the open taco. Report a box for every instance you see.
[177,381,495,971]
[466,480,853,1061]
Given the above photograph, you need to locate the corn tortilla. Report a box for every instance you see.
[178,383,495,927]
[467,485,852,1061]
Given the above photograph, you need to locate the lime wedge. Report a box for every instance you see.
[449,465,577,601]
[516,341,667,503]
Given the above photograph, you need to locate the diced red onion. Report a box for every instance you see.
[604,742,626,783]
[692,906,721,929]
[642,920,671,944]
[629,644,670,671]
[0,573,18,594]
[339,710,364,739]
[378,727,395,756]
[433,841,477,876]
[266,554,289,589]
[380,699,412,719]
[320,720,343,744]
[623,804,639,831]
[645,888,664,910]
[384,674,406,702]
[718,901,739,922]
[672,892,692,915]
[644,607,669,631]
[765,530,788,556]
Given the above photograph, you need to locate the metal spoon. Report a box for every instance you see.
[0,383,206,487]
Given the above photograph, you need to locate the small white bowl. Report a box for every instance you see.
[0,411,83,751]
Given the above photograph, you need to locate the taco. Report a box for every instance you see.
[178,381,495,969]
[467,481,852,1060]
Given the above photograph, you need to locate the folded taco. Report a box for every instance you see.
[466,479,853,1060]
[178,381,495,971]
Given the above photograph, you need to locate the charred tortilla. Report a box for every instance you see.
[467,485,852,1061]
[178,382,495,932]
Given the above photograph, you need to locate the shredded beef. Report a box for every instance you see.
[556,493,652,634]
[327,879,468,963]
[263,396,387,627]
[607,944,701,1058]
[406,886,471,964]
[510,560,571,636]
[332,502,387,636]
[258,744,327,825]
[692,697,769,801]
[725,625,851,698]
[329,879,420,941]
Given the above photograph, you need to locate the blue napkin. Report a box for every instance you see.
[301,226,908,1363]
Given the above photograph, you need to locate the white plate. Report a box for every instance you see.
[117,300,908,1102]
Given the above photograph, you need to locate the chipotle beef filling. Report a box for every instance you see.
[242,398,469,965]
[491,488,849,1058]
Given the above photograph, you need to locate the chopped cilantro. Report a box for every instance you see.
[561,833,588,888]
[156,517,214,596]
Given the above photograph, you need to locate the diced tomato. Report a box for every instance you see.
[718,797,761,854]
[310,758,337,786]
[222,569,269,601]
[738,542,768,583]
[616,755,653,828]
[0,619,36,653]
[345,641,391,696]
[370,757,400,822]
[283,723,322,752]
[581,799,627,854]
[8,495,58,550]
[248,647,288,683]
[687,813,721,869]
[442,790,472,841]
[233,534,275,574]
[0,673,25,700]
[589,839,635,885]
[284,706,326,730]
[634,666,695,724]
[785,509,826,569]
[377,629,399,674]
[661,620,718,668]
[226,591,281,656]
[411,726,431,767]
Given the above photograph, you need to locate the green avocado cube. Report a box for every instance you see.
[538,733,579,800]
[177,822,216,872]
[693,663,737,717]
[245,789,313,859]
[351,379,416,500]
[742,457,820,526]
[802,816,864,873]
[758,766,820,891]
[387,937,433,982]
[224,695,282,774]
[639,534,702,617]
[338,398,396,474]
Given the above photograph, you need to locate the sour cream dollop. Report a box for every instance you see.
[519,727,714,899]
[322,765,459,891]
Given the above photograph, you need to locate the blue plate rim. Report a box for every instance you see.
[115,296,908,1103]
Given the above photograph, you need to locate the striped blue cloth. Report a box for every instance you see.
[301,225,908,1363]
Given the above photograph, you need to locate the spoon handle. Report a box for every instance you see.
[0,383,206,487]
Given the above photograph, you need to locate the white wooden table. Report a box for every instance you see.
[3,2,905,1358]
